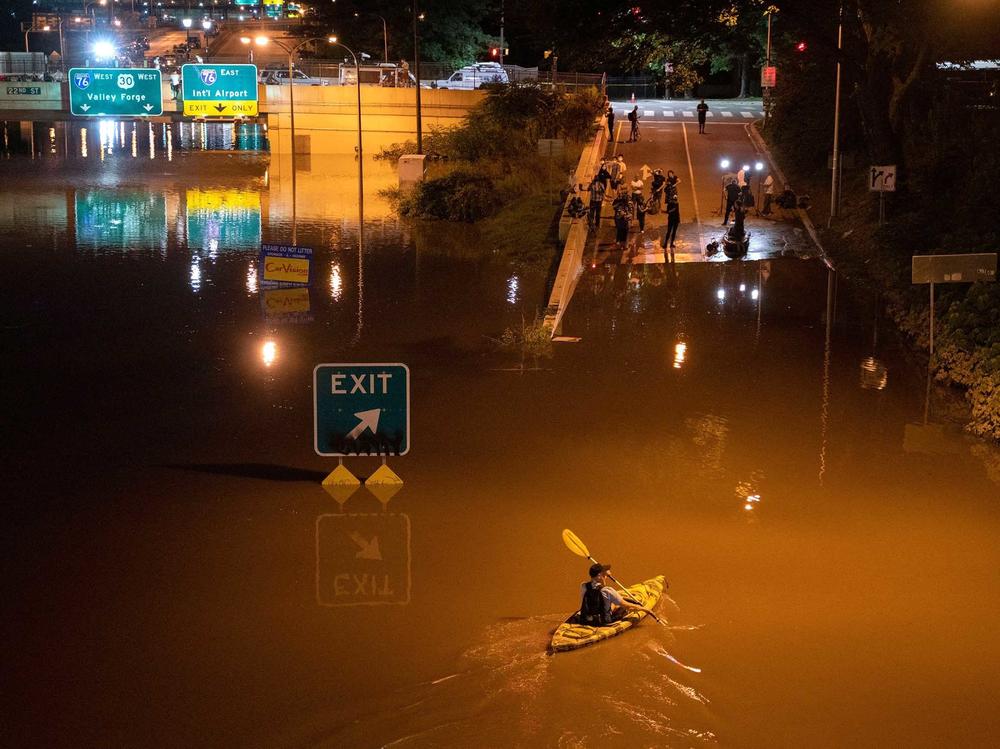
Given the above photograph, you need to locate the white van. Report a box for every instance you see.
[429,62,509,89]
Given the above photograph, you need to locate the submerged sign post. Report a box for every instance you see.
[181,64,258,117]
[69,68,162,116]
[314,364,410,457]
[912,253,997,356]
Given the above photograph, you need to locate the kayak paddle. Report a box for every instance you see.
[561,528,668,626]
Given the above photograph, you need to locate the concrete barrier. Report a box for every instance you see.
[546,117,608,336]
[263,85,485,154]
[0,81,63,112]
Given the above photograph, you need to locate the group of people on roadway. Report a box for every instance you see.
[573,155,683,254]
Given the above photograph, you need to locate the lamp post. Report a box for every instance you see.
[329,37,365,226]
[242,35,347,243]
[763,7,774,125]
[28,21,68,62]
[353,11,388,63]
[412,0,423,153]
[829,1,843,226]
[84,0,107,23]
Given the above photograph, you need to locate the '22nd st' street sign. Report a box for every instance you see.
[69,68,162,116]
[314,364,410,457]
[182,64,258,117]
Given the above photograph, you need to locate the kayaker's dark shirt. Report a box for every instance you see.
[580,582,624,611]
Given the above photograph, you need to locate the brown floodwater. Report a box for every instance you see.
[2,129,999,748]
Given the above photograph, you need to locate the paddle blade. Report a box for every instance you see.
[561,529,590,558]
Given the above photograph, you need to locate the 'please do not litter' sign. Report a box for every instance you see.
[260,244,312,285]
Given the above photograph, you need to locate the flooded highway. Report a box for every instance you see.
[2,133,999,748]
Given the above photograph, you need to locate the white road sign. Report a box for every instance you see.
[869,164,896,192]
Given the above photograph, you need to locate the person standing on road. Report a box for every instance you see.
[606,106,616,141]
[597,160,611,191]
[696,99,708,134]
[635,193,648,234]
[628,105,640,142]
[650,169,666,213]
[761,174,774,215]
[629,174,644,215]
[586,175,607,230]
[723,178,741,225]
[607,156,621,191]
[662,187,681,251]
[612,188,632,249]
[170,69,181,100]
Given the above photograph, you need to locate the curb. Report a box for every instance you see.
[745,121,834,270]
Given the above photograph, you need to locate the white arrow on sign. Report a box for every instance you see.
[143,103,153,112]
[79,104,90,111]
[346,408,381,440]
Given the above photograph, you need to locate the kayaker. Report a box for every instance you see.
[579,563,657,626]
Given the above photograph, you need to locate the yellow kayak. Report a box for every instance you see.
[550,576,665,652]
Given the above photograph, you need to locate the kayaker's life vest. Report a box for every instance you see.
[580,582,612,626]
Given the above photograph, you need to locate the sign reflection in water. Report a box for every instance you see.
[74,189,167,251]
[185,189,262,254]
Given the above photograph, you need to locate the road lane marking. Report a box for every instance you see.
[644,110,654,117]
[681,122,704,254]
[705,112,714,117]
[683,111,693,117]
[722,111,734,117]
[741,111,753,118]
[663,110,674,117]
[612,121,623,155]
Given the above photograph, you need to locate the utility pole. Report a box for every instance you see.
[829,1,843,226]
[413,0,422,154]
[498,0,504,68]
[763,9,772,125]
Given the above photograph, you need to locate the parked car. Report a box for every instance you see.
[259,68,334,86]
[428,62,509,89]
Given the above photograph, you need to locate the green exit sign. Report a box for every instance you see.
[69,68,163,117]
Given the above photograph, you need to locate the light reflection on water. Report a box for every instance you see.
[1,120,268,160]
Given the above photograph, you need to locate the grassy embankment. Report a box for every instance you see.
[761,71,1000,442]
[378,83,603,270]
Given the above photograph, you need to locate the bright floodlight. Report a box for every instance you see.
[202,19,212,29]
[720,158,730,169]
[755,161,764,171]
[742,164,751,172]
[92,40,116,60]
[240,36,251,44]
[328,36,337,43]
[181,17,192,27]
[255,35,269,45]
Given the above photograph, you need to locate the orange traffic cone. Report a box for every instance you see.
[630,92,636,103]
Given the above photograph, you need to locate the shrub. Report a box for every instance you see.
[399,169,496,222]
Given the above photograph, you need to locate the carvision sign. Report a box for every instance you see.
[260,244,313,286]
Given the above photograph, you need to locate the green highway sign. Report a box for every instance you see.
[182,64,259,117]
[314,363,410,456]
[69,68,162,117]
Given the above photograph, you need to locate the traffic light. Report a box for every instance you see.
[795,40,807,52]
[490,47,498,57]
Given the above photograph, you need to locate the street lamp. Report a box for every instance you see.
[829,1,844,226]
[413,0,423,153]
[353,11,388,63]
[241,35,360,244]
[328,37,365,230]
